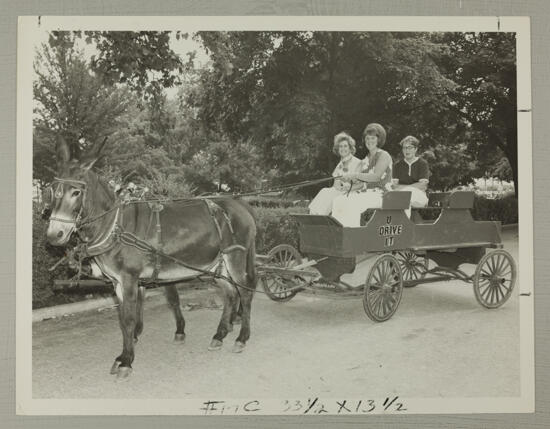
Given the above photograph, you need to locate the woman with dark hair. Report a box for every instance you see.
[331,123,393,227]
[308,132,362,215]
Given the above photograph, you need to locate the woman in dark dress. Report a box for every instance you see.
[392,135,430,208]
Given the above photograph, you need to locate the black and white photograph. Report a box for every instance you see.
[16,16,534,415]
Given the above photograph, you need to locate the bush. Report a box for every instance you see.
[32,194,517,308]
[32,204,83,309]
[415,194,518,224]
[472,194,518,224]
[253,205,308,254]
[244,195,309,209]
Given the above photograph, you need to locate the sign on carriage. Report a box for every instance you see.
[378,215,404,247]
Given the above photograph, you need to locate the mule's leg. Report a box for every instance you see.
[113,274,139,379]
[230,297,242,327]
[234,289,254,353]
[110,280,124,375]
[209,276,238,351]
[134,286,145,343]
[233,244,257,353]
[220,249,256,353]
[164,285,186,343]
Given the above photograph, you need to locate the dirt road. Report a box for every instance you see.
[32,230,520,401]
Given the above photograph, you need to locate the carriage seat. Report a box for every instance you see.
[411,191,475,224]
[424,191,474,209]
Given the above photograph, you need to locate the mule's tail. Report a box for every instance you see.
[246,239,257,290]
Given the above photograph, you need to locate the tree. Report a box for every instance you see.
[191,31,467,191]
[48,31,188,98]
[33,33,131,184]
[435,32,518,195]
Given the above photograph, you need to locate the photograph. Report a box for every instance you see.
[16,15,534,415]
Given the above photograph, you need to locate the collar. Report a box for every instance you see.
[404,156,419,166]
[84,207,121,256]
[340,154,353,164]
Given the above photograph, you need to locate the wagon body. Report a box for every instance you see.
[259,190,516,321]
[291,190,502,282]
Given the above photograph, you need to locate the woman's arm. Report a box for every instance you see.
[395,180,428,191]
[400,159,429,191]
[345,152,391,183]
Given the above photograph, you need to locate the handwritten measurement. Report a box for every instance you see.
[199,397,406,415]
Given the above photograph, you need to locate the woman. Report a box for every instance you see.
[331,123,392,227]
[392,135,430,209]
[308,132,362,215]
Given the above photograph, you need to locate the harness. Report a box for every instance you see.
[48,176,242,288]
[46,173,339,293]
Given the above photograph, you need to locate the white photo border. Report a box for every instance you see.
[16,15,534,415]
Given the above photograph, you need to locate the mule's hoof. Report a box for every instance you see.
[233,316,242,325]
[208,339,223,351]
[232,341,246,353]
[110,360,121,375]
[133,337,139,344]
[116,366,133,380]
[228,324,233,333]
[174,333,186,343]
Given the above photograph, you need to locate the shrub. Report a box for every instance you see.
[414,194,518,224]
[244,195,309,209]
[32,194,517,308]
[32,204,84,309]
[472,194,518,224]
[253,205,308,254]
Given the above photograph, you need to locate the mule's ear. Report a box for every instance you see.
[56,136,71,167]
[80,136,108,171]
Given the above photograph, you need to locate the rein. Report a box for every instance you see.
[47,174,340,294]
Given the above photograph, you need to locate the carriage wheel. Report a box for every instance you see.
[363,254,403,322]
[393,250,428,287]
[261,244,303,302]
[473,249,516,309]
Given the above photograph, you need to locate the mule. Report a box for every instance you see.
[45,137,258,378]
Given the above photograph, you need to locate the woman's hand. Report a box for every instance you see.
[342,172,357,181]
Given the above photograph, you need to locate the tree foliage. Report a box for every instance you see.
[33,33,131,184]
[190,31,517,194]
[436,32,517,192]
[48,31,187,97]
[33,30,518,197]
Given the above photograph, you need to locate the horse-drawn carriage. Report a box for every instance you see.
[257,190,516,322]
[44,134,516,378]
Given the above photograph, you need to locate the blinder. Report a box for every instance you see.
[40,185,54,220]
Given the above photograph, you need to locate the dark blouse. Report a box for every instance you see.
[393,157,430,185]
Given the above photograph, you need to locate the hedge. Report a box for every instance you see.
[32,194,517,308]
[32,205,90,309]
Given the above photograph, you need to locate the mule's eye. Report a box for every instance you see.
[72,189,81,198]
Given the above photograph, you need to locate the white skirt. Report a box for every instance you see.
[309,187,343,215]
[331,189,384,227]
[399,186,428,208]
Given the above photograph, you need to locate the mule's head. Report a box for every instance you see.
[45,136,107,246]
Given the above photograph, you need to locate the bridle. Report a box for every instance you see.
[48,177,89,227]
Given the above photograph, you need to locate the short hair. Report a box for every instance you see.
[362,123,387,148]
[399,135,420,148]
[332,132,356,156]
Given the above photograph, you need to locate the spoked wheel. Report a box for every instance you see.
[363,254,403,322]
[473,249,517,309]
[261,244,304,302]
[393,250,428,287]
